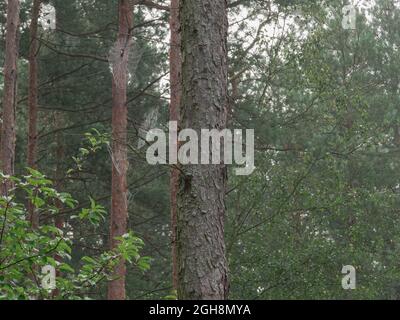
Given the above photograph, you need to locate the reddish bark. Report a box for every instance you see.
[107,0,133,300]
[1,0,20,194]
[169,0,181,293]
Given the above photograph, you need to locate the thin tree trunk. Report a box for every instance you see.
[108,0,133,300]
[1,0,20,194]
[177,0,229,299]
[27,0,41,228]
[169,0,181,293]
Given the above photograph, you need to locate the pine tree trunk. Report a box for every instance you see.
[1,0,20,194]
[177,0,229,300]
[169,0,181,293]
[27,0,41,228]
[108,0,133,300]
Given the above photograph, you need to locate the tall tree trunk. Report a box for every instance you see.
[1,0,20,194]
[108,0,133,300]
[177,0,229,299]
[169,0,181,293]
[27,0,41,228]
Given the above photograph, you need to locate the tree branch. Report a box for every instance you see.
[134,0,170,11]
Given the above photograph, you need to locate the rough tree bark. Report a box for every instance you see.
[169,0,181,292]
[108,0,133,300]
[1,0,20,194]
[177,0,229,299]
[27,0,41,228]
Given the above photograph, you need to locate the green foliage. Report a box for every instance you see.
[0,170,150,300]
[70,129,110,174]
[77,197,106,226]
[3,0,400,300]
